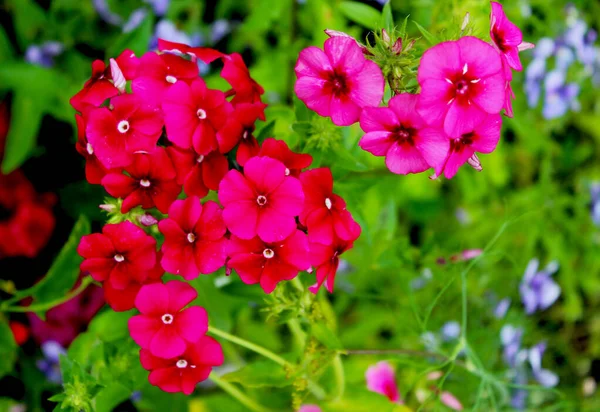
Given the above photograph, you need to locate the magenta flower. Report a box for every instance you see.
[128,281,208,359]
[294,37,384,126]
[359,94,450,175]
[218,156,304,243]
[417,36,505,138]
[365,361,401,403]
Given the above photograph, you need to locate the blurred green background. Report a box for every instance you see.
[1,0,599,410]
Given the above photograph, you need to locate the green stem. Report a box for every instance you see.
[330,355,345,401]
[210,373,276,412]
[1,277,94,313]
[207,326,291,367]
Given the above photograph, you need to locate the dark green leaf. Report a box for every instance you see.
[221,360,292,388]
[339,2,381,30]
[0,26,14,63]
[7,0,46,49]
[256,120,276,142]
[0,320,17,379]
[414,21,439,45]
[88,310,134,342]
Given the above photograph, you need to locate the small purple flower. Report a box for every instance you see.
[533,38,555,59]
[211,19,232,44]
[525,58,546,107]
[500,325,526,368]
[441,321,461,342]
[528,342,559,388]
[519,258,561,314]
[510,370,528,410]
[123,9,148,33]
[149,20,196,51]
[36,341,66,384]
[92,0,123,26]
[494,298,511,319]
[591,182,600,226]
[143,0,170,16]
[25,41,64,68]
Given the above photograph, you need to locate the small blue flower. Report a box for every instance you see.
[36,341,66,384]
[520,258,561,315]
[92,0,123,26]
[528,342,559,388]
[494,298,511,319]
[533,38,555,59]
[500,325,526,368]
[525,58,546,107]
[143,0,170,16]
[123,9,148,33]
[590,182,600,226]
[149,20,195,51]
[25,41,64,68]
[211,19,232,44]
[441,321,461,342]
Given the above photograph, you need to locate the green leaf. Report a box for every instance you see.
[413,21,439,46]
[107,14,153,58]
[94,383,131,412]
[339,1,381,30]
[381,1,394,34]
[0,320,17,379]
[1,92,43,173]
[330,145,368,172]
[256,120,276,143]
[311,323,343,350]
[7,0,46,49]
[221,360,292,388]
[88,310,134,343]
[399,15,410,38]
[0,26,14,64]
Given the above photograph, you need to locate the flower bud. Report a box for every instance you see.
[381,29,391,45]
[109,58,126,93]
[391,37,403,55]
[467,153,482,171]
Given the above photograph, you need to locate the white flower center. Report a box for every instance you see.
[242,130,249,140]
[325,197,332,210]
[187,233,196,243]
[256,195,267,206]
[176,359,188,368]
[263,248,275,259]
[284,168,290,176]
[161,314,174,324]
[86,143,94,155]
[117,120,130,133]
[166,75,177,84]
[196,108,207,119]
[197,155,205,163]
[114,254,124,262]
[140,179,151,187]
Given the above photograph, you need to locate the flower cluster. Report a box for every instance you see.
[72,37,360,394]
[294,2,534,179]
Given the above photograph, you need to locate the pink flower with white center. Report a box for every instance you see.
[132,52,198,106]
[299,168,361,245]
[162,78,232,155]
[128,281,208,359]
[140,336,223,395]
[158,197,228,280]
[416,36,505,138]
[218,156,304,243]
[365,361,402,403]
[294,36,384,126]
[359,94,450,175]
[427,114,502,179]
[489,1,535,117]
[227,230,310,293]
[86,94,164,169]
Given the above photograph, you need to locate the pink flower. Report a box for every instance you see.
[101,148,181,213]
[140,336,223,395]
[216,102,266,162]
[166,146,229,198]
[218,156,304,243]
[298,406,322,412]
[308,237,354,294]
[257,138,312,177]
[359,94,450,175]
[365,361,401,403]
[128,281,208,358]
[221,53,265,106]
[74,113,109,185]
[294,37,384,126]
[416,36,505,137]
[440,391,464,411]
[132,52,198,106]
[77,221,157,289]
[162,78,232,155]
[299,168,360,245]
[227,230,310,293]
[70,60,119,112]
[158,197,228,279]
[427,114,502,179]
[86,94,163,169]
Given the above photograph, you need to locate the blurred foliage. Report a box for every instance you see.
[1,0,600,411]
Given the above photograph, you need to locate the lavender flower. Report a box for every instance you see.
[211,19,232,44]
[519,259,561,314]
[542,70,580,119]
[25,41,64,68]
[143,0,170,16]
[525,58,546,107]
[500,325,526,368]
[441,321,461,342]
[591,182,600,226]
[36,341,66,384]
[149,20,195,50]
[494,298,511,319]
[92,0,123,26]
[528,342,559,388]
[123,9,148,33]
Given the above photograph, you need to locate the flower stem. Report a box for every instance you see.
[210,373,276,412]
[1,276,94,313]
[330,354,345,401]
[207,326,291,367]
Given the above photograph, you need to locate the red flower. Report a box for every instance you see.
[74,113,109,184]
[299,168,361,245]
[131,52,198,107]
[227,230,310,293]
[140,336,223,395]
[218,156,304,243]
[70,60,119,112]
[86,94,164,169]
[77,221,157,290]
[0,203,56,258]
[9,321,30,346]
[162,79,232,155]
[221,53,265,107]
[101,149,181,213]
[257,138,312,177]
[114,49,140,80]
[128,281,208,358]
[157,39,225,64]
[166,146,229,198]
[158,197,228,280]
[103,251,165,312]
[308,237,355,294]
[216,102,266,162]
